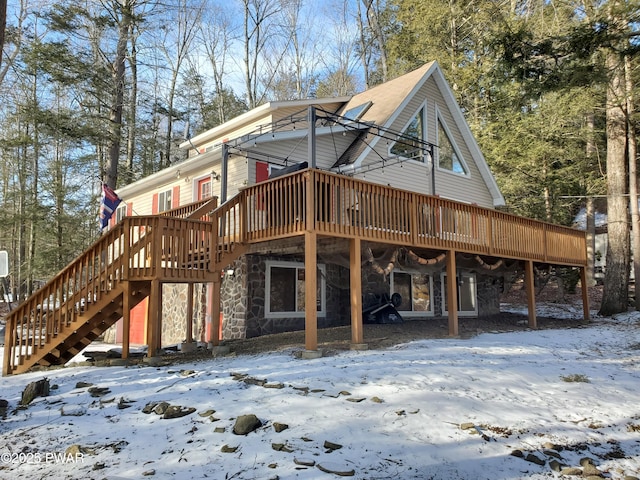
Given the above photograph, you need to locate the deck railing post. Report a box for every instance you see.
[410,193,419,245]
[123,219,131,281]
[488,210,494,256]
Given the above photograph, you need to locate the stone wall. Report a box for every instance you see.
[161,283,207,345]
[102,257,502,346]
[220,255,350,339]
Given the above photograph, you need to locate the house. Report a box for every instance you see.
[3,62,589,375]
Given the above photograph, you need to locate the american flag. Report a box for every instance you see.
[99,183,122,231]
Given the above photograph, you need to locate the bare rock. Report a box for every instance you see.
[580,457,597,467]
[323,440,343,452]
[153,402,170,415]
[233,414,262,435]
[583,463,604,477]
[272,443,293,453]
[21,378,50,405]
[221,444,238,453]
[88,386,111,397]
[162,405,196,419]
[273,422,289,433]
[560,467,583,476]
[317,462,355,476]
[549,459,566,472]
[524,453,546,466]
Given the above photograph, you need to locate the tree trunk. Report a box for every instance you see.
[599,48,630,315]
[106,1,132,189]
[126,28,138,183]
[625,54,640,309]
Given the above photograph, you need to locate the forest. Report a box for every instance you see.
[0,0,638,313]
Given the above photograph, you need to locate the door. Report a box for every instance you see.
[441,272,478,317]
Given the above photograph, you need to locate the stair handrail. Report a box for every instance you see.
[2,221,131,375]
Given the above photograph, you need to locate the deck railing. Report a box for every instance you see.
[3,216,217,375]
[234,169,587,266]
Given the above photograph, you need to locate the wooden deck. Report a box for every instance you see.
[3,169,587,375]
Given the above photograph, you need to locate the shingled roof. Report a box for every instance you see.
[331,62,436,169]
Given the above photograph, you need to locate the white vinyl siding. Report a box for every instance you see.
[355,76,494,208]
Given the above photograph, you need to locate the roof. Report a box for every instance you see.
[122,62,505,207]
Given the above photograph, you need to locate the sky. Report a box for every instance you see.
[0,302,640,480]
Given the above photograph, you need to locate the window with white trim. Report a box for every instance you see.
[437,114,468,175]
[390,105,427,162]
[390,271,434,316]
[115,204,127,223]
[265,261,326,318]
[158,189,172,212]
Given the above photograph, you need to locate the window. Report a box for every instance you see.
[391,271,433,316]
[199,179,212,200]
[115,204,128,223]
[265,261,326,318]
[390,106,426,162]
[441,272,477,316]
[158,189,172,212]
[343,101,372,122]
[437,116,468,174]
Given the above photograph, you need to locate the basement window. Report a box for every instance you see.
[390,271,434,316]
[265,261,326,318]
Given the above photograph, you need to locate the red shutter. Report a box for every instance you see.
[256,161,269,183]
[172,186,180,208]
[152,193,159,214]
[256,162,269,210]
[126,202,133,216]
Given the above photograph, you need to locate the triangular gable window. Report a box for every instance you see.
[390,106,426,162]
[437,117,468,174]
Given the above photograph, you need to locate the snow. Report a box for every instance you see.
[1,305,640,480]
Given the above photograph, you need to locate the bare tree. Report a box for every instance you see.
[315,0,361,97]
[105,0,135,189]
[157,0,204,168]
[199,4,236,125]
[241,0,281,108]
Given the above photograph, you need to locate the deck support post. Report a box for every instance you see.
[349,237,365,347]
[446,250,459,336]
[524,260,537,328]
[147,279,162,356]
[304,231,318,352]
[186,283,194,343]
[210,277,222,347]
[580,267,591,321]
[122,284,131,360]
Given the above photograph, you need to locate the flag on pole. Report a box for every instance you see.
[99,183,122,231]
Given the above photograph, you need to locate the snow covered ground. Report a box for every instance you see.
[1,304,640,480]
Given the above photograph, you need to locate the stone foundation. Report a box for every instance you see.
[102,254,503,346]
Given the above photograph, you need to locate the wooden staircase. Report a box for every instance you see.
[3,196,243,375]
